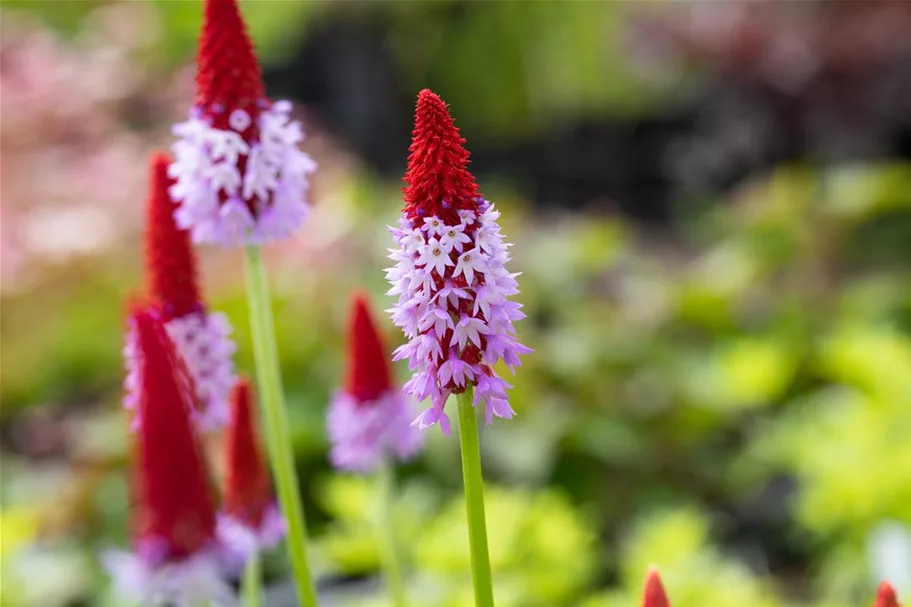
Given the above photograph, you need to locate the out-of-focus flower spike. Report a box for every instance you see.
[169,0,316,247]
[147,152,202,320]
[327,292,423,472]
[124,153,237,433]
[386,89,531,433]
[875,582,902,607]
[105,307,232,607]
[217,377,285,568]
[642,567,671,607]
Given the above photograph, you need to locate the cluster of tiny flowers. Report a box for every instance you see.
[386,199,531,434]
[123,309,236,432]
[104,547,233,607]
[216,505,285,570]
[164,311,237,431]
[169,100,316,247]
[327,390,423,472]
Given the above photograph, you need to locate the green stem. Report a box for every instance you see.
[456,388,495,607]
[377,460,408,607]
[242,552,262,607]
[243,246,318,607]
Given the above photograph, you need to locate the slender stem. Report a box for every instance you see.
[456,388,495,607]
[242,552,262,607]
[377,460,408,607]
[243,246,318,607]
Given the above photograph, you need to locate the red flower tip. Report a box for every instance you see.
[875,582,901,607]
[131,308,216,560]
[403,89,480,224]
[196,0,265,119]
[642,567,672,607]
[223,376,273,527]
[146,152,201,321]
[345,292,394,403]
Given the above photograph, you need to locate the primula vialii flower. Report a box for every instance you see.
[106,309,231,607]
[386,89,531,434]
[169,0,315,246]
[124,153,236,432]
[875,582,902,607]
[327,292,423,471]
[641,567,671,607]
[217,377,285,566]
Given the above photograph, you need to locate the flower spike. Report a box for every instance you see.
[124,153,237,432]
[327,292,423,472]
[106,307,231,607]
[386,89,531,434]
[875,582,902,607]
[217,377,285,567]
[642,567,672,607]
[169,0,316,247]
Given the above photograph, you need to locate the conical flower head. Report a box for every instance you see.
[403,89,480,225]
[223,377,272,527]
[386,89,531,434]
[146,152,201,321]
[131,308,216,561]
[346,292,394,403]
[169,0,316,247]
[642,567,671,607]
[326,292,423,472]
[196,0,264,125]
[217,377,284,565]
[875,582,901,607]
[126,156,238,433]
[105,308,231,607]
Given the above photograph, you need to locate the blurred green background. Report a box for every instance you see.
[1,1,910,606]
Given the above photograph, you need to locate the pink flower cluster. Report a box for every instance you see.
[387,200,531,434]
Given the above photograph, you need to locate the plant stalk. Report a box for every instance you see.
[377,460,409,607]
[456,388,495,607]
[242,552,262,607]
[243,246,318,607]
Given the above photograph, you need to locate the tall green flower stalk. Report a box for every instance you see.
[244,247,318,607]
[457,389,495,607]
[377,461,409,607]
[242,554,262,607]
[386,89,532,607]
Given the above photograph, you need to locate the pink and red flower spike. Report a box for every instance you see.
[123,153,236,432]
[386,89,531,435]
[875,582,902,607]
[169,0,316,247]
[106,308,232,607]
[217,377,285,567]
[327,292,423,472]
[641,567,672,607]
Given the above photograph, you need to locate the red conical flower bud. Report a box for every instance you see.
[146,152,201,321]
[403,89,480,224]
[345,292,394,404]
[875,582,902,607]
[642,567,672,607]
[196,0,265,125]
[223,377,272,528]
[131,307,216,561]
